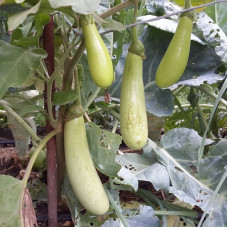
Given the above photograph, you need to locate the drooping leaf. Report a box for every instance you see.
[0,175,23,227]
[86,122,122,177]
[0,40,46,99]
[7,0,41,31]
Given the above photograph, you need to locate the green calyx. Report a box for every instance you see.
[181,0,194,20]
[65,104,84,122]
[128,39,145,57]
[80,14,94,25]
[180,10,194,21]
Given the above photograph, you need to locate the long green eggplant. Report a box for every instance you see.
[155,13,194,88]
[64,116,109,215]
[81,15,114,88]
[120,42,148,150]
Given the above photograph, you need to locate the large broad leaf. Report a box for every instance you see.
[48,0,102,15]
[0,175,23,227]
[143,129,227,219]
[0,40,46,99]
[86,122,122,177]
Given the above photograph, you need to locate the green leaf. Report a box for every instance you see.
[86,122,122,177]
[0,175,23,227]
[7,0,41,31]
[48,0,102,15]
[102,18,126,31]
[19,104,45,117]
[52,90,79,105]
[11,12,50,47]
[0,40,46,99]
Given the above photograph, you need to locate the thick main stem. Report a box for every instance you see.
[43,16,58,227]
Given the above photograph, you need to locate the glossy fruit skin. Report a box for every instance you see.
[120,51,148,150]
[64,116,109,215]
[81,21,114,88]
[155,15,193,88]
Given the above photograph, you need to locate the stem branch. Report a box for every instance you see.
[0,100,40,142]
[22,130,58,186]
[104,186,129,227]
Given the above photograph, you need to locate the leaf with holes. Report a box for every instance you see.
[115,153,170,191]
[86,122,122,177]
[144,129,226,217]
